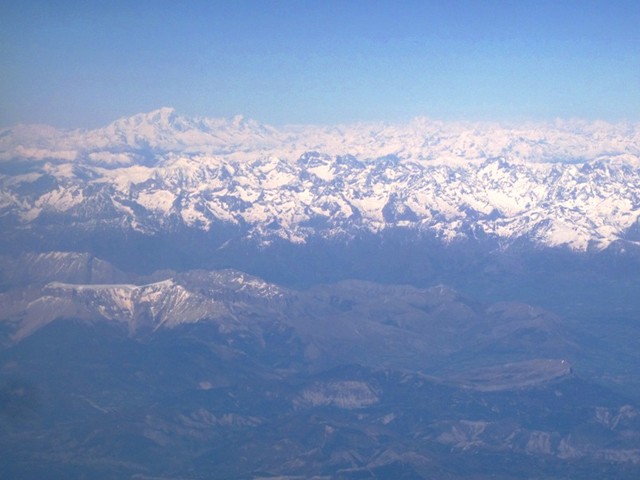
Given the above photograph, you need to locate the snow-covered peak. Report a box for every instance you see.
[106,107,180,134]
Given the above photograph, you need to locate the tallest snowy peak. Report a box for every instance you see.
[148,106,178,124]
[109,107,180,131]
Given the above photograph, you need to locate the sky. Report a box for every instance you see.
[1,0,639,128]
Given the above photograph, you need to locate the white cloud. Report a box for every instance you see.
[87,151,134,166]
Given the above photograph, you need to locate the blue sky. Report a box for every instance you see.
[1,0,639,128]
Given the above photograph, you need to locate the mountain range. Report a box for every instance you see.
[2,110,640,479]
[2,108,640,252]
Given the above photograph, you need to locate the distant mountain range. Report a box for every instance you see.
[1,108,640,252]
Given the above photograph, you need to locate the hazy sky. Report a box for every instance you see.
[1,0,639,128]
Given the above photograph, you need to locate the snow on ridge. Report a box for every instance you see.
[38,278,224,331]
[3,272,292,341]
[45,278,175,291]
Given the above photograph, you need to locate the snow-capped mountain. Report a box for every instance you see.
[0,262,294,342]
[1,108,640,250]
